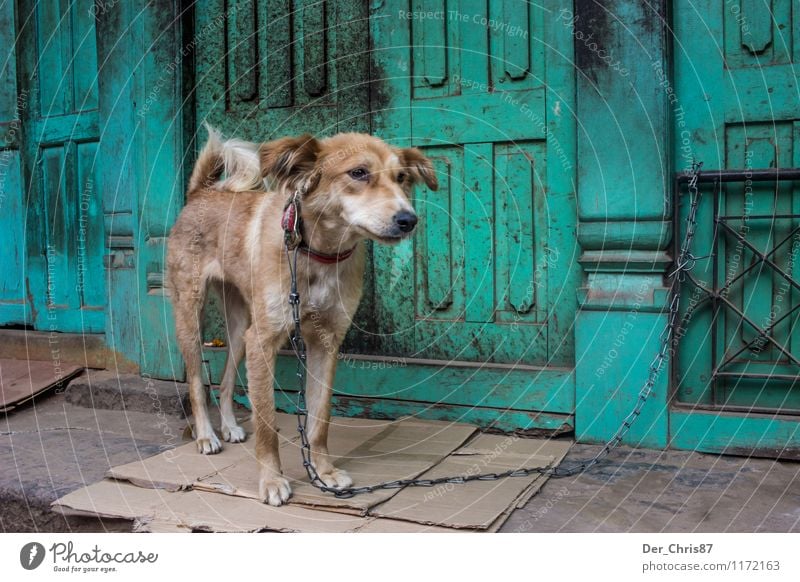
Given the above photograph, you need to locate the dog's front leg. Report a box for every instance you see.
[245,326,292,506]
[303,333,354,489]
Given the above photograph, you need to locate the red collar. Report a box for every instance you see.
[298,243,357,264]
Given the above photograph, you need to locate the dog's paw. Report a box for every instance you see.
[259,475,292,506]
[222,423,247,443]
[317,467,353,489]
[196,432,222,455]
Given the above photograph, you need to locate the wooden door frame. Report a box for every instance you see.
[90,0,187,376]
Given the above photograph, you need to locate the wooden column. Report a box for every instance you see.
[572,0,671,448]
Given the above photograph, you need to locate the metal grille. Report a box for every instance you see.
[674,168,800,415]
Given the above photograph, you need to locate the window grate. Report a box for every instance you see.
[674,168,800,415]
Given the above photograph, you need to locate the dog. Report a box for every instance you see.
[166,126,438,505]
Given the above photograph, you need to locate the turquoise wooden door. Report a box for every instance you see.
[372,1,577,366]
[1,0,105,333]
[364,1,578,425]
[0,2,26,327]
[673,0,800,455]
[188,0,578,431]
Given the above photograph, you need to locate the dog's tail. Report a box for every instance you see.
[188,123,264,194]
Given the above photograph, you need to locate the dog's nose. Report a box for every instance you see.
[394,211,418,233]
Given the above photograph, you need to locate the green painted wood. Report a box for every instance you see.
[463,144,494,323]
[231,389,572,434]
[574,0,668,228]
[136,0,187,378]
[414,0,446,86]
[204,348,575,415]
[333,0,370,132]
[0,0,25,325]
[195,0,348,140]
[740,0,771,54]
[670,409,800,459]
[203,347,574,431]
[371,0,577,378]
[576,309,669,449]
[181,0,577,432]
[73,1,99,111]
[95,0,142,370]
[497,142,540,318]
[573,0,670,447]
[0,0,19,124]
[0,152,26,323]
[673,0,800,422]
[230,0,257,102]
[264,0,293,107]
[10,0,106,334]
[37,0,69,116]
[498,0,529,79]
[411,91,546,145]
[201,351,575,416]
[302,0,327,96]
[423,155,452,310]
[274,393,574,434]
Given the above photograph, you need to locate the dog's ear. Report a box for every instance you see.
[260,134,321,192]
[396,147,438,191]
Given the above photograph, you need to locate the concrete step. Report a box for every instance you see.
[64,370,189,418]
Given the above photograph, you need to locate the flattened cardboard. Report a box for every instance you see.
[192,415,397,501]
[53,479,369,533]
[60,413,573,532]
[0,359,81,412]
[106,413,302,490]
[198,417,476,515]
[370,434,572,530]
[106,441,246,491]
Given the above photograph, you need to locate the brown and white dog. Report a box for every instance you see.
[166,126,438,505]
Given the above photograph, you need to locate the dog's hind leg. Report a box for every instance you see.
[303,329,353,489]
[173,285,222,455]
[218,282,249,443]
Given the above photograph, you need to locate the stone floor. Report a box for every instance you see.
[1,370,798,533]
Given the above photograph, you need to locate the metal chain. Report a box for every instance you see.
[285,162,705,498]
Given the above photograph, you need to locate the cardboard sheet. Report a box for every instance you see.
[197,417,477,514]
[54,479,458,533]
[54,480,369,533]
[55,412,574,532]
[109,414,398,494]
[0,359,81,413]
[370,434,571,529]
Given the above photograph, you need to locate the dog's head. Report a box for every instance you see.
[260,133,438,244]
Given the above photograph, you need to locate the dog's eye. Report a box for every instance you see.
[397,172,407,183]
[348,167,369,181]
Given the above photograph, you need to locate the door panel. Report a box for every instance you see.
[674,0,800,413]
[0,0,26,326]
[8,0,106,333]
[194,0,369,139]
[371,0,577,368]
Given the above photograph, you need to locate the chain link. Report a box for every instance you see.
[285,162,705,498]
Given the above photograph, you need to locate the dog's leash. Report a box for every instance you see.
[282,164,705,498]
